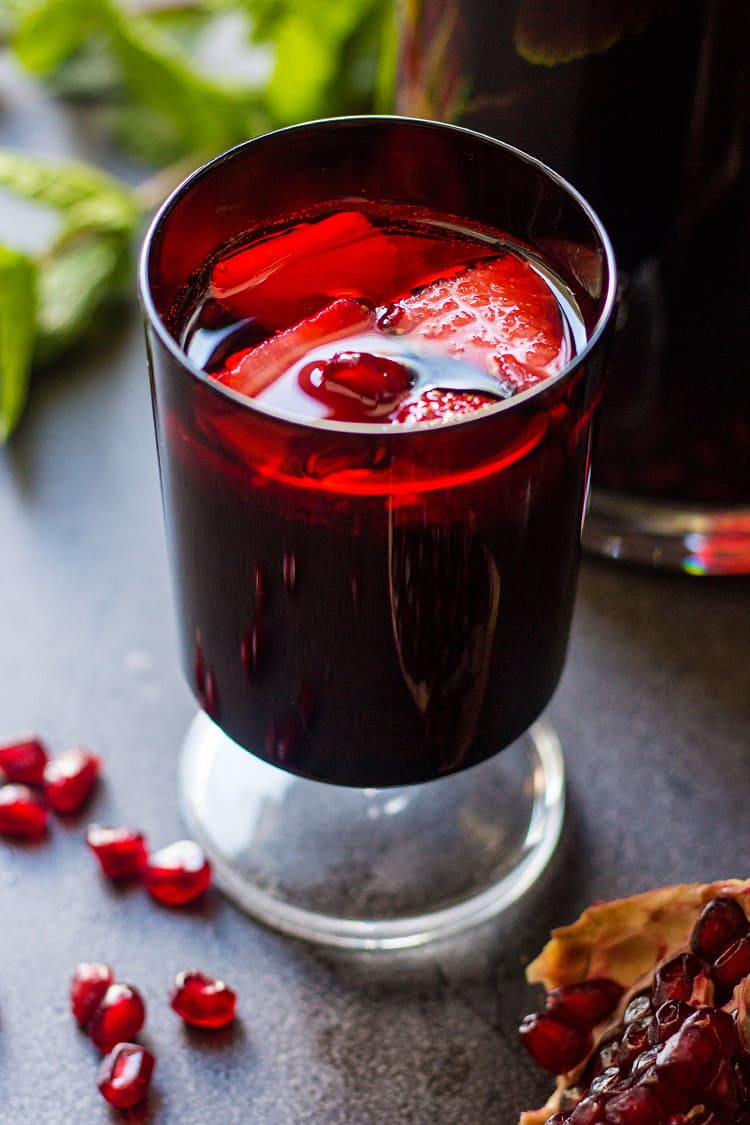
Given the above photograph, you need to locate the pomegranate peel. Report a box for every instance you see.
[519,879,750,1125]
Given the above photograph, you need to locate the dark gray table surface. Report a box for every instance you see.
[1,57,749,1125]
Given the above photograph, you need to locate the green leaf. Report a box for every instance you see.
[514,0,674,66]
[0,150,139,236]
[95,0,263,159]
[0,245,37,441]
[13,0,92,76]
[36,232,131,362]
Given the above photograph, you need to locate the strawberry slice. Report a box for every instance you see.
[211,212,397,329]
[395,387,497,425]
[213,297,375,398]
[210,210,500,331]
[380,252,570,391]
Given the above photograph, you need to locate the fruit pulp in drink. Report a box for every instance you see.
[158,202,595,787]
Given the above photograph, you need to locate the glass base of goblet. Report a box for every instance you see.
[584,488,750,575]
[178,712,565,950]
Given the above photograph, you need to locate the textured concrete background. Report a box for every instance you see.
[1,57,749,1125]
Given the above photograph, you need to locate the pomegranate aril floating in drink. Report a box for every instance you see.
[87,982,146,1053]
[0,734,48,785]
[0,783,48,838]
[43,747,101,813]
[97,1042,154,1109]
[170,969,237,1029]
[86,824,149,879]
[143,840,211,905]
[70,962,115,1028]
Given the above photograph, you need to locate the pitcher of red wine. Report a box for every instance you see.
[396,0,750,574]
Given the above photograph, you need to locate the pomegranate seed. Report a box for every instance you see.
[86,824,148,879]
[0,783,48,838]
[43,747,100,814]
[567,1096,605,1124]
[655,1008,735,1091]
[713,935,750,994]
[648,999,694,1045]
[618,1015,652,1071]
[589,1067,621,1096]
[622,993,652,1024]
[519,1010,592,1074]
[143,840,211,906]
[0,735,48,785]
[652,953,703,1006]
[547,979,624,1028]
[691,896,749,962]
[603,1084,666,1124]
[70,962,115,1028]
[170,969,236,1029]
[707,1057,741,1113]
[88,982,146,1053]
[97,1042,154,1108]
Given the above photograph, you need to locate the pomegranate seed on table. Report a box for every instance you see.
[170,969,237,1029]
[0,734,48,785]
[43,747,101,813]
[70,962,115,1028]
[87,982,146,1053]
[143,840,212,906]
[97,1042,155,1109]
[86,824,148,878]
[0,783,48,838]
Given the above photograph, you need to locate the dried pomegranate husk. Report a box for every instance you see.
[519,879,750,1125]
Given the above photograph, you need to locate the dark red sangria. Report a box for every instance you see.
[141,118,615,943]
[396,0,750,572]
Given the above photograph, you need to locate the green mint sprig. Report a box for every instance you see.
[0,0,395,440]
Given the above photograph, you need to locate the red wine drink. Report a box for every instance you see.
[396,1,750,573]
[140,118,616,944]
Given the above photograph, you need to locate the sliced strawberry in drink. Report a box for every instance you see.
[380,252,570,389]
[395,387,497,425]
[211,211,398,328]
[210,211,500,331]
[214,297,375,399]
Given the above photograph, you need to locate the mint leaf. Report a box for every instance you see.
[13,0,93,76]
[95,0,264,160]
[514,0,673,66]
[36,233,130,361]
[0,150,139,236]
[0,246,37,441]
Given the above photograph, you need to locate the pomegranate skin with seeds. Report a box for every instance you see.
[0,735,48,785]
[70,962,115,1028]
[0,783,48,838]
[86,824,149,879]
[143,840,212,906]
[170,969,237,1029]
[43,748,101,814]
[87,982,146,1053]
[97,1042,155,1109]
[518,879,750,1125]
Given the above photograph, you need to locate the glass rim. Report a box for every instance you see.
[138,114,618,437]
